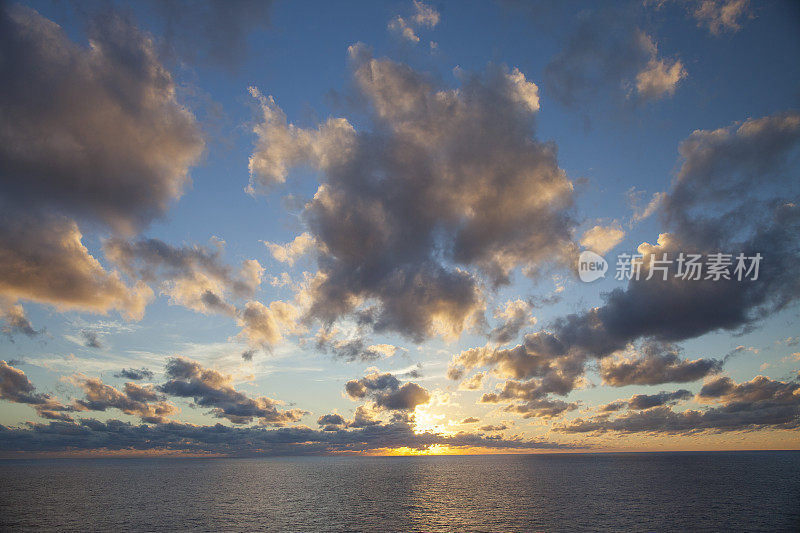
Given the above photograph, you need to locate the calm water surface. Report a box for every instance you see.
[1,452,798,532]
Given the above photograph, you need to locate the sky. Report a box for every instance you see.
[0,0,799,457]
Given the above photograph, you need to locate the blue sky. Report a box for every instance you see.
[0,0,799,455]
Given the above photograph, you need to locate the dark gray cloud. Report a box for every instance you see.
[598,401,626,413]
[0,361,75,421]
[604,112,800,344]
[400,363,424,380]
[344,371,431,412]
[2,358,308,428]
[72,376,177,424]
[501,400,579,419]
[344,373,400,400]
[349,406,383,429]
[545,4,685,107]
[0,360,45,405]
[114,368,155,381]
[149,0,273,68]
[600,389,692,412]
[249,46,577,342]
[448,111,800,423]
[698,375,799,404]
[160,357,306,425]
[375,383,430,411]
[316,405,386,431]
[627,389,692,410]
[449,335,720,422]
[0,301,40,339]
[600,342,723,387]
[558,375,800,435]
[0,213,153,323]
[0,418,580,456]
[480,380,579,419]
[104,238,263,317]
[315,334,402,362]
[479,424,508,432]
[0,4,202,330]
[0,4,204,234]
[80,330,103,349]
[317,413,348,431]
[488,299,535,344]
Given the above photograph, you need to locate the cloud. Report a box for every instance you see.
[447,332,720,420]
[264,233,318,266]
[690,0,750,35]
[448,110,799,426]
[0,5,203,324]
[0,361,75,421]
[105,237,290,348]
[448,338,583,384]
[698,375,799,405]
[635,56,686,101]
[1,357,572,455]
[316,333,403,362]
[236,300,300,348]
[247,87,356,192]
[580,224,625,254]
[459,372,486,391]
[778,337,798,347]
[350,405,383,428]
[600,342,723,387]
[628,189,665,223]
[411,1,440,27]
[149,0,274,68]
[160,357,306,425]
[665,112,800,231]
[0,417,580,456]
[80,330,103,349]
[558,375,800,435]
[376,382,430,411]
[114,368,155,381]
[0,300,41,339]
[387,1,440,44]
[317,413,348,431]
[600,389,692,412]
[545,7,685,106]
[72,376,177,424]
[316,404,393,430]
[388,16,420,43]
[105,237,264,316]
[0,215,153,321]
[344,371,431,412]
[607,112,800,343]
[0,5,204,234]
[488,300,536,344]
[249,46,576,342]
[479,379,579,419]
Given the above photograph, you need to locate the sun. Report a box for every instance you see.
[412,405,453,435]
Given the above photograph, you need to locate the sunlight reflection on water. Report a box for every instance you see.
[1,452,798,532]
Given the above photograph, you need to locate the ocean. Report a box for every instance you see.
[1,452,798,532]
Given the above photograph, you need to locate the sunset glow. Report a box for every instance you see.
[0,0,798,460]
